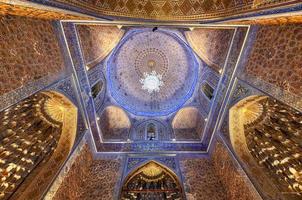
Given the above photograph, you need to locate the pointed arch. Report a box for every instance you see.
[120,161,184,199]
[99,106,131,141]
[229,95,302,199]
[0,90,78,200]
[172,107,204,140]
[131,119,171,141]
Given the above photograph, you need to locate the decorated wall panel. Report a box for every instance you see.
[211,139,262,200]
[53,144,122,200]
[0,15,66,95]
[62,23,102,146]
[93,140,206,153]
[244,24,302,95]
[180,158,227,200]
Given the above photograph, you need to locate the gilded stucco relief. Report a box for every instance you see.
[50,0,300,21]
[0,2,91,20]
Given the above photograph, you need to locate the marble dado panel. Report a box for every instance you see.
[0,15,67,95]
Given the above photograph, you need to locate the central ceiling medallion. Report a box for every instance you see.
[148,60,156,68]
[140,71,164,93]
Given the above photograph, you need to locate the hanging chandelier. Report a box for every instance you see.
[140,71,164,94]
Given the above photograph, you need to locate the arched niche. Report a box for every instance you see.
[0,90,77,200]
[146,123,156,141]
[120,161,184,199]
[99,106,131,141]
[131,120,171,141]
[201,82,214,100]
[229,95,302,200]
[91,80,104,99]
[172,107,204,141]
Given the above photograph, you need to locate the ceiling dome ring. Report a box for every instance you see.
[106,28,199,117]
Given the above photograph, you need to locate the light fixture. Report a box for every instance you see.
[140,71,164,94]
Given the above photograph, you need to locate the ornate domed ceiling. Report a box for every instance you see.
[107,29,198,116]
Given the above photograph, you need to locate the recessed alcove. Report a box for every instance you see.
[229,95,302,199]
[120,161,184,199]
[91,80,103,99]
[0,91,77,200]
[172,107,205,141]
[98,106,131,141]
